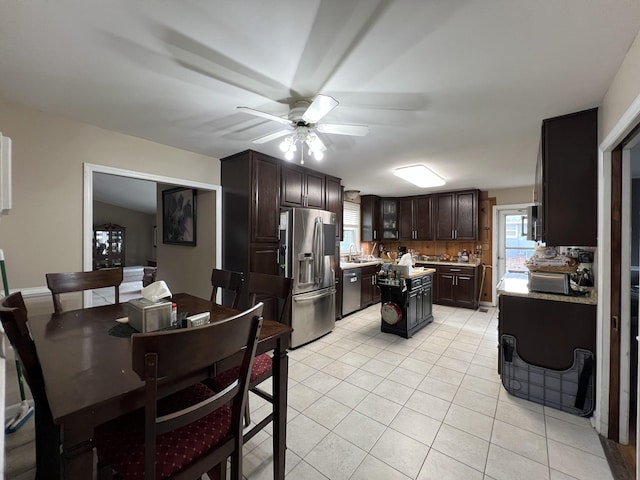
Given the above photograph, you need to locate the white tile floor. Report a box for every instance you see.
[241,303,615,480]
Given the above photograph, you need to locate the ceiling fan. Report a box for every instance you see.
[237,94,368,163]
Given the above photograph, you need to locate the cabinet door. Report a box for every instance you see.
[542,108,597,246]
[325,175,342,239]
[435,193,455,240]
[280,164,305,207]
[398,197,414,240]
[380,198,398,239]
[305,171,325,209]
[372,273,381,304]
[361,195,380,241]
[455,275,476,308]
[421,283,433,321]
[361,271,373,308]
[414,195,433,240]
[454,191,478,240]
[437,273,455,304]
[407,290,419,328]
[252,156,280,242]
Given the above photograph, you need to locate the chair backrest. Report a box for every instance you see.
[247,272,293,324]
[0,292,45,401]
[46,268,123,313]
[131,302,264,480]
[210,268,244,308]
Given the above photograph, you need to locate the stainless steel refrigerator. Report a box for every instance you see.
[279,207,336,348]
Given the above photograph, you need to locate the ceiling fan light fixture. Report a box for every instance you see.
[279,136,294,152]
[394,164,445,188]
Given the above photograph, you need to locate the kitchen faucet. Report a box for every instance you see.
[349,243,359,262]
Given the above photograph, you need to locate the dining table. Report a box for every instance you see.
[28,292,292,480]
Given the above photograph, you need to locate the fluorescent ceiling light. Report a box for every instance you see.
[393,164,445,188]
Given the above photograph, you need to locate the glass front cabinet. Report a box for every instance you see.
[93,223,125,270]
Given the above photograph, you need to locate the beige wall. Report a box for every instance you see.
[601,31,640,139]
[0,101,220,290]
[156,186,216,301]
[487,186,533,205]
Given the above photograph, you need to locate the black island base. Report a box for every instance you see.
[379,269,435,338]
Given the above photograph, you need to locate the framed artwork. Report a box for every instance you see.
[162,187,197,246]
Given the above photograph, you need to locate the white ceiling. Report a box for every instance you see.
[2,1,640,199]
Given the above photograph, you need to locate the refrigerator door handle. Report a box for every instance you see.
[293,287,337,302]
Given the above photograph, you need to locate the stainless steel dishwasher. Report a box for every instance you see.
[342,268,361,316]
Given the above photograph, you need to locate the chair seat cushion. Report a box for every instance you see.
[95,383,231,479]
[213,353,272,390]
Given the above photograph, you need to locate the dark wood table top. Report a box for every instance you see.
[28,293,292,425]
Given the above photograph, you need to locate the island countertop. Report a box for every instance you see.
[497,274,597,305]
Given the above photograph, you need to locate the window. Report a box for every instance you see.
[340,201,361,254]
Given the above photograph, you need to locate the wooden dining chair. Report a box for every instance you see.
[45,267,123,313]
[210,268,245,308]
[213,272,292,427]
[94,302,264,480]
[0,292,61,479]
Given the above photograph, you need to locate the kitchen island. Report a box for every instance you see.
[378,268,436,338]
[497,274,597,416]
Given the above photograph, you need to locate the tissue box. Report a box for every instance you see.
[392,264,412,276]
[127,298,172,332]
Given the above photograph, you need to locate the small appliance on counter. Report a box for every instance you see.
[528,271,570,295]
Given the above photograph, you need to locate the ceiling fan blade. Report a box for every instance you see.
[237,106,292,126]
[302,95,339,124]
[317,123,369,136]
[251,129,293,144]
[308,134,327,152]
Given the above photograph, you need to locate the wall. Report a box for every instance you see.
[487,186,533,205]
[156,186,216,301]
[0,101,220,290]
[93,201,155,266]
[601,32,640,139]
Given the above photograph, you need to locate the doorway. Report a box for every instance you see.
[82,163,222,307]
[492,204,536,301]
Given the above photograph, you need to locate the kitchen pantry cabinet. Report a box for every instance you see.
[536,108,597,246]
[361,195,380,241]
[360,264,381,308]
[434,265,479,309]
[399,195,433,241]
[435,189,479,241]
[280,163,325,209]
[221,150,281,310]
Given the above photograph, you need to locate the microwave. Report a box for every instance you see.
[525,205,542,241]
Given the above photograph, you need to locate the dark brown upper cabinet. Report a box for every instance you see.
[280,163,325,209]
[538,108,597,246]
[380,198,399,240]
[435,189,479,241]
[361,195,380,242]
[399,195,433,241]
[325,175,343,239]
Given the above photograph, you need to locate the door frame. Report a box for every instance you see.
[492,202,532,306]
[83,163,222,307]
[596,92,640,461]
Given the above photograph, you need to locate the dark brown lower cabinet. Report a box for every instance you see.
[361,265,381,308]
[498,294,596,373]
[434,265,479,309]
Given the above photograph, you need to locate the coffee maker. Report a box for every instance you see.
[570,250,594,287]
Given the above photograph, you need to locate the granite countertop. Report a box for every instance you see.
[415,259,482,267]
[497,275,598,305]
[340,259,384,269]
[399,267,436,278]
